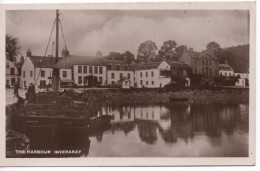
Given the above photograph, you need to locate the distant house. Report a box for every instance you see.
[107,64,134,87]
[6,59,20,88]
[219,61,234,77]
[118,77,131,89]
[21,50,72,89]
[133,61,171,88]
[179,47,219,77]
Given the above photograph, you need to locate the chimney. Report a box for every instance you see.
[189,48,193,52]
[62,48,70,58]
[26,49,32,57]
[225,60,229,65]
[20,56,24,63]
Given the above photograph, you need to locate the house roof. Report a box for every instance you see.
[29,56,59,68]
[181,49,217,60]
[14,61,24,68]
[117,77,131,83]
[165,60,189,68]
[133,61,162,70]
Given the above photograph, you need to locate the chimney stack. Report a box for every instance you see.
[26,49,32,57]
[62,48,70,58]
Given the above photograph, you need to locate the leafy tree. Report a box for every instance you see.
[158,40,177,60]
[206,41,220,51]
[121,50,135,63]
[137,40,157,62]
[103,52,122,60]
[6,34,21,62]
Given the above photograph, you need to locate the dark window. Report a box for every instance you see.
[151,71,154,77]
[24,81,26,87]
[83,66,87,73]
[63,71,67,78]
[152,81,154,85]
[78,66,82,73]
[89,66,93,74]
[111,73,114,79]
[120,73,123,79]
[195,68,197,74]
[140,80,142,85]
[30,71,33,77]
[40,80,46,88]
[23,71,25,78]
[209,68,212,76]
[146,72,148,77]
[41,70,45,77]
[78,76,82,84]
[111,81,115,86]
[146,81,148,85]
[11,78,15,86]
[94,67,98,74]
[125,81,127,86]
[99,67,103,74]
[128,73,131,79]
[84,76,87,84]
[10,68,15,75]
[99,77,103,83]
[140,72,142,77]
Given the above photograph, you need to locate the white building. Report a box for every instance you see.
[219,62,234,77]
[107,65,134,87]
[6,59,20,87]
[134,61,171,88]
[21,54,72,89]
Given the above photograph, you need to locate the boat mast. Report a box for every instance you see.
[52,9,60,92]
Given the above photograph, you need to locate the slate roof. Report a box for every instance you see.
[29,56,59,68]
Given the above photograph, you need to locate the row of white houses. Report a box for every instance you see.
[18,52,172,89]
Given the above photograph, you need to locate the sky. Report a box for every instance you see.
[6,10,249,58]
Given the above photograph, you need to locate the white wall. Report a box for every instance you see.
[73,65,107,85]
[107,70,134,87]
[235,78,246,87]
[21,58,35,88]
[219,70,234,77]
[234,73,249,79]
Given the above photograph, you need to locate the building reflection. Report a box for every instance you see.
[92,102,248,146]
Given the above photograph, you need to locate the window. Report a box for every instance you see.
[152,81,154,85]
[84,76,87,84]
[151,71,154,77]
[11,78,15,86]
[89,66,93,73]
[41,70,45,77]
[40,80,46,88]
[202,68,204,75]
[99,77,103,83]
[94,66,98,74]
[146,72,148,77]
[83,66,87,73]
[140,72,142,77]
[23,71,25,78]
[140,80,143,85]
[209,68,212,76]
[10,68,15,75]
[128,73,131,79]
[111,81,115,86]
[209,60,212,65]
[30,71,33,77]
[78,76,82,84]
[120,73,123,79]
[78,66,82,73]
[125,81,127,86]
[195,68,197,74]
[63,71,67,78]
[111,73,114,79]
[24,81,26,87]
[99,67,103,74]
[146,81,148,85]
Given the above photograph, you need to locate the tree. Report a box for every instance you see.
[121,50,135,63]
[103,52,122,60]
[137,40,157,62]
[206,41,220,51]
[6,34,21,62]
[96,51,103,57]
[158,40,177,60]
[174,45,187,60]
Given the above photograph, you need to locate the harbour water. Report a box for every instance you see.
[6,89,249,157]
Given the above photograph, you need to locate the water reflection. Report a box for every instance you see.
[88,102,249,157]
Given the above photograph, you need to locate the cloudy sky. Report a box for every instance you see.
[6,10,249,58]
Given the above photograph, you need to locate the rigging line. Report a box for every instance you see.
[59,19,67,49]
[34,19,56,87]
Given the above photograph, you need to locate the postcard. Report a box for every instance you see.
[0,1,256,166]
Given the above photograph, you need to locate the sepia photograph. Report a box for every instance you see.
[0,1,256,166]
